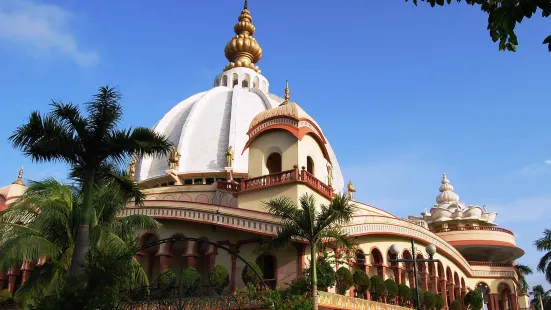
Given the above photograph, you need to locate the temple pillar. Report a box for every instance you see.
[184,240,199,269]
[296,244,305,277]
[509,293,519,310]
[377,266,386,280]
[448,282,455,303]
[393,267,402,285]
[430,275,438,294]
[0,271,6,290]
[7,268,19,294]
[421,272,428,291]
[489,293,498,310]
[21,262,33,285]
[440,279,448,309]
[229,244,239,293]
[158,255,170,273]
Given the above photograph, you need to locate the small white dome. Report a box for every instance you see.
[436,173,460,204]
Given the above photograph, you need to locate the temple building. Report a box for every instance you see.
[0,2,528,310]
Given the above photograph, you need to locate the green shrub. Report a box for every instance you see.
[209,264,230,294]
[423,291,437,310]
[154,269,177,291]
[353,270,371,296]
[180,268,201,296]
[398,284,412,306]
[384,279,398,303]
[451,299,463,310]
[335,267,354,295]
[286,277,311,296]
[241,261,263,287]
[0,289,14,305]
[370,275,387,301]
[413,289,425,308]
[435,294,445,310]
[464,290,484,310]
[305,253,336,291]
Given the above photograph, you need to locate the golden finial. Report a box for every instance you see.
[223,1,263,73]
[12,166,24,186]
[280,80,291,105]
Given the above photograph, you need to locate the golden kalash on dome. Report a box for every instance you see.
[0,1,527,310]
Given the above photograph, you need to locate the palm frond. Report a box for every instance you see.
[86,85,123,142]
[256,222,304,254]
[535,229,551,251]
[104,127,173,165]
[315,193,355,233]
[263,196,299,224]
[317,227,357,250]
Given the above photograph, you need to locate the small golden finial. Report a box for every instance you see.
[223,1,263,73]
[12,166,24,185]
[280,80,291,105]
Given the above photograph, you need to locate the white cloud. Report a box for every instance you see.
[516,163,551,176]
[545,160,551,165]
[489,195,551,223]
[0,0,98,66]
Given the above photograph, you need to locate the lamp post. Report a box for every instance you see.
[389,238,440,310]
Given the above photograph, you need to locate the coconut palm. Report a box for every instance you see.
[535,229,551,283]
[0,177,160,306]
[258,193,357,310]
[9,86,172,276]
[514,263,533,293]
[530,285,551,310]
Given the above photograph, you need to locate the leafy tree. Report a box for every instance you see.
[423,291,437,310]
[530,285,551,310]
[180,268,201,296]
[335,267,354,295]
[353,269,371,297]
[514,263,534,293]
[209,264,230,294]
[464,290,484,310]
[535,229,551,283]
[435,294,445,310]
[385,279,399,303]
[451,299,463,310]
[305,252,337,291]
[30,245,140,310]
[9,85,172,276]
[258,193,356,310]
[398,283,413,306]
[0,177,158,306]
[406,0,551,52]
[241,261,263,287]
[370,275,387,301]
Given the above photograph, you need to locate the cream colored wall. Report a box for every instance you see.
[248,129,298,178]
[143,219,298,287]
[298,134,328,180]
[238,183,298,212]
[436,230,516,246]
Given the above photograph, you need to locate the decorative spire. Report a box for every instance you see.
[223,1,263,73]
[280,80,291,105]
[436,172,460,204]
[12,166,24,186]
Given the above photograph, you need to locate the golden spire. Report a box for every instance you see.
[12,166,24,185]
[280,80,291,105]
[223,0,263,73]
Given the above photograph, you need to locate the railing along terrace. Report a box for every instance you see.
[431,226,514,236]
[468,261,514,267]
[216,166,334,199]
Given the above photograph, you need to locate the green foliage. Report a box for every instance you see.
[398,283,413,306]
[0,289,15,307]
[464,290,484,310]
[435,294,445,310]
[370,275,387,301]
[209,264,230,294]
[180,267,201,296]
[384,279,398,302]
[451,299,463,310]
[286,277,311,296]
[29,247,139,310]
[241,261,263,287]
[414,290,425,308]
[423,291,437,310]
[531,285,551,310]
[513,263,533,293]
[406,0,551,52]
[305,252,337,290]
[535,229,551,284]
[235,284,313,310]
[353,269,371,296]
[335,267,354,295]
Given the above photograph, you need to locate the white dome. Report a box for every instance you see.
[135,67,345,193]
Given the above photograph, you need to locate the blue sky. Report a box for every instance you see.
[1,0,550,290]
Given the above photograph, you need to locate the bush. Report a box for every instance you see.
[451,299,463,310]
[423,291,437,310]
[0,289,14,306]
[286,277,311,296]
[353,270,371,296]
[435,294,445,310]
[413,290,425,308]
[370,275,387,301]
[335,267,354,295]
[209,264,230,294]
[305,253,336,291]
[464,290,484,310]
[241,261,263,287]
[384,279,398,303]
[398,284,412,306]
[180,268,201,296]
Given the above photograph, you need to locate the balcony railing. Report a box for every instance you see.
[468,261,513,267]
[216,166,334,199]
[431,226,514,236]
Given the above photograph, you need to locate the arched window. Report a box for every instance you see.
[266,153,282,174]
[232,73,238,87]
[215,79,220,86]
[477,282,490,310]
[222,75,228,86]
[498,283,512,310]
[256,254,277,289]
[167,234,187,270]
[253,76,260,88]
[355,250,366,266]
[196,237,211,279]
[306,156,315,175]
[369,248,384,277]
[138,233,160,281]
[242,80,249,88]
[0,195,6,205]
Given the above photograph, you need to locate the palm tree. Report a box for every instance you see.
[514,263,533,293]
[258,193,357,310]
[530,285,551,310]
[535,229,551,283]
[0,177,160,306]
[9,86,172,276]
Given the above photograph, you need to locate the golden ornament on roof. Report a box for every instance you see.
[223,0,263,73]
